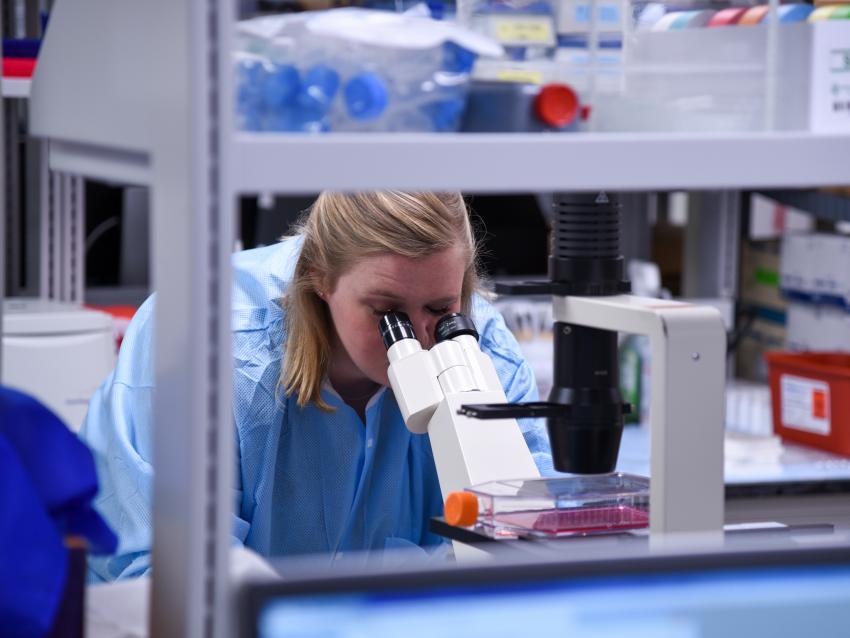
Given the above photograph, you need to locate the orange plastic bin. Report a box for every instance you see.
[765,352,850,458]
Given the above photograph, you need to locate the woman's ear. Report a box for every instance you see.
[310,268,331,300]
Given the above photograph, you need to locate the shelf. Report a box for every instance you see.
[233,131,850,194]
[1,77,31,98]
[48,140,150,185]
[756,189,850,224]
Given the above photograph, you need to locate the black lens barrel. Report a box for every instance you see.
[550,192,630,296]
[547,322,626,473]
[435,313,479,343]
[379,312,417,350]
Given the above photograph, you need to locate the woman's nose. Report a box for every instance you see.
[412,314,437,349]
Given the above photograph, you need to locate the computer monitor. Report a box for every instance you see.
[240,542,850,638]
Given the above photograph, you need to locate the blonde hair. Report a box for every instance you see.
[282,191,482,410]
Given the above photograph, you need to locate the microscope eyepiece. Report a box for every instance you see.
[435,313,479,343]
[379,312,417,350]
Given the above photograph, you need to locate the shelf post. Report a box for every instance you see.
[149,0,235,636]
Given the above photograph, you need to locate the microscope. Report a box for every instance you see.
[382,193,726,539]
[379,310,542,501]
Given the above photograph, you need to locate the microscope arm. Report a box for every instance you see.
[554,294,726,537]
[428,390,542,504]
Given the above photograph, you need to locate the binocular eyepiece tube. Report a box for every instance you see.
[379,311,503,434]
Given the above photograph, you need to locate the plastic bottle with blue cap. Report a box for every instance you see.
[264,64,300,109]
[345,72,389,121]
[236,58,267,131]
[380,41,477,132]
[237,32,479,132]
[283,64,339,132]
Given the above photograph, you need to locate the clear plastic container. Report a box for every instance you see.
[592,2,845,133]
[234,8,500,133]
[458,472,649,539]
[460,0,850,133]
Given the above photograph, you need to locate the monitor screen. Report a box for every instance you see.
[243,545,850,638]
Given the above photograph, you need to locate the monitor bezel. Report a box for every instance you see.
[240,541,850,638]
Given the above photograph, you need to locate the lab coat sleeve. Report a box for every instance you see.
[474,297,556,477]
[80,369,154,579]
[80,296,250,582]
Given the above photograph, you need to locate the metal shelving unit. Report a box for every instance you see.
[233,132,850,194]
[21,1,850,638]
[2,92,86,304]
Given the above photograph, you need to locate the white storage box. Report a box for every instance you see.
[781,233,850,308]
[596,21,850,132]
[787,302,850,352]
[2,299,115,431]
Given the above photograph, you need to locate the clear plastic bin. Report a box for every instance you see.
[460,0,850,133]
[234,8,501,133]
[451,472,649,539]
[597,6,850,133]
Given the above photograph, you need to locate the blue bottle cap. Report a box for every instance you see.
[443,42,477,74]
[236,59,266,109]
[237,58,266,85]
[776,3,814,22]
[263,64,300,108]
[237,83,262,111]
[423,98,466,132]
[344,73,389,121]
[427,0,445,20]
[298,64,340,112]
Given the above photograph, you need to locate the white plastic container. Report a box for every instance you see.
[781,233,850,309]
[596,18,850,132]
[2,299,115,431]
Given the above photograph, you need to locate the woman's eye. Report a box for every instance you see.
[427,306,450,316]
[372,308,395,317]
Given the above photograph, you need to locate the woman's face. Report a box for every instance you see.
[322,245,467,387]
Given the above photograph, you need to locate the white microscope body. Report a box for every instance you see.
[382,313,540,505]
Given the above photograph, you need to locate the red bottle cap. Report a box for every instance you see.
[534,84,579,129]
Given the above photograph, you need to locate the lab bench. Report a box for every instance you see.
[431,424,850,550]
[618,424,850,531]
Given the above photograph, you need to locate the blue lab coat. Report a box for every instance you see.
[80,236,552,581]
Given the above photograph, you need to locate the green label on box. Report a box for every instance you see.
[755,268,780,287]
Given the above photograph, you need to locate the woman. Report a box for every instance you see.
[81,191,551,581]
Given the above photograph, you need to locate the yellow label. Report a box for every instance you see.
[494,18,555,45]
[495,69,544,84]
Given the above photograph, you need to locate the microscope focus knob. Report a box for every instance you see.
[445,491,479,527]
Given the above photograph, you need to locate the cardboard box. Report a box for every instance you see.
[739,240,786,313]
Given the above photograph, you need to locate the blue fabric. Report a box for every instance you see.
[0,387,118,638]
[80,237,552,582]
